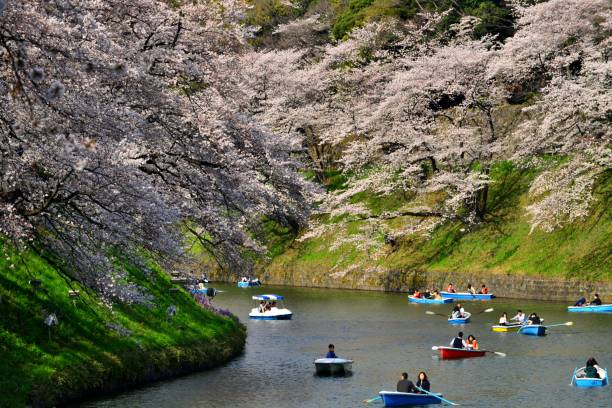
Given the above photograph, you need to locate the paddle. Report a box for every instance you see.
[544,321,573,328]
[570,367,578,386]
[432,346,505,357]
[414,385,459,406]
[362,396,382,404]
[426,311,447,317]
[475,308,494,314]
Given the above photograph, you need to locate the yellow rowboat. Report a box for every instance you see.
[491,324,523,332]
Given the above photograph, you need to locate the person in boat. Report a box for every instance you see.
[446,283,456,293]
[413,289,422,298]
[416,371,430,393]
[527,312,541,325]
[574,297,586,306]
[259,301,266,313]
[589,293,602,305]
[466,335,479,350]
[326,344,337,358]
[432,289,443,300]
[451,303,465,319]
[583,357,601,378]
[467,284,476,295]
[480,284,488,294]
[423,288,432,299]
[511,310,526,323]
[498,312,509,326]
[397,372,417,393]
[271,301,277,309]
[450,331,467,349]
[265,302,272,312]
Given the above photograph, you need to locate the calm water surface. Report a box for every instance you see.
[79,284,611,408]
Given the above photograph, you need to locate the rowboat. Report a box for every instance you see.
[491,323,523,332]
[572,367,608,388]
[249,294,292,320]
[408,295,452,304]
[440,291,495,300]
[237,278,261,288]
[436,346,486,359]
[448,312,471,324]
[518,324,546,336]
[314,358,353,376]
[567,304,612,313]
[379,391,442,406]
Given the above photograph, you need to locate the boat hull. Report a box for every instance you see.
[491,324,522,332]
[408,296,452,304]
[440,292,494,300]
[519,325,546,336]
[314,358,353,376]
[573,367,608,388]
[567,304,612,313]
[448,312,471,324]
[379,391,442,407]
[437,346,486,359]
[238,281,261,288]
[249,313,292,320]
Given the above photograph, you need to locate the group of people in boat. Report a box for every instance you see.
[396,371,431,393]
[497,310,543,326]
[258,300,278,313]
[574,293,603,306]
[412,288,444,300]
[449,331,479,350]
[445,283,488,294]
[240,276,261,285]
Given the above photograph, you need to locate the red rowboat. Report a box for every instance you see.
[437,346,486,359]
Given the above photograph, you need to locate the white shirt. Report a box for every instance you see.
[499,316,508,325]
[512,313,525,322]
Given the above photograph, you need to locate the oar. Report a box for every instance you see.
[570,367,578,386]
[362,396,382,404]
[483,350,506,357]
[544,321,573,328]
[414,385,459,406]
[426,311,448,317]
[475,308,494,314]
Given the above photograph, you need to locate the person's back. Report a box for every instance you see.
[529,314,541,325]
[591,295,602,305]
[450,332,465,349]
[584,365,599,378]
[397,378,415,393]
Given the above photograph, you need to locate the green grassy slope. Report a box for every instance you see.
[264,161,611,286]
[0,245,245,408]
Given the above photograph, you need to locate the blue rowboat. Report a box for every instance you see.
[448,312,471,324]
[440,291,495,300]
[237,279,261,288]
[518,324,546,336]
[567,304,612,313]
[572,367,608,388]
[379,391,442,407]
[408,296,452,304]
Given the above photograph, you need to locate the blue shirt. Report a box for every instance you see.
[326,351,336,358]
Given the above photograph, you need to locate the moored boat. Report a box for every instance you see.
[249,294,292,320]
[408,295,452,304]
[440,291,495,300]
[572,366,608,388]
[491,323,523,332]
[379,391,442,407]
[518,324,546,336]
[237,277,261,288]
[314,358,353,376]
[567,304,612,313]
[448,312,471,324]
[436,346,486,359]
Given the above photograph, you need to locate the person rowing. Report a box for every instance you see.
[511,309,526,323]
[451,303,465,319]
[466,335,479,350]
[582,357,602,378]
[413,289,423,298]
[432,289,443,300]
[479,284,488,294]
[446,283,456,293]
[589,293,602,305]
[450,331,467,349]
[527,312,541,325]
[397,372,417,393]
[574,297,586,306]
[466,283,476,295]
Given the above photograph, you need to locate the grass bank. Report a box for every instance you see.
[0,244,245,408]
